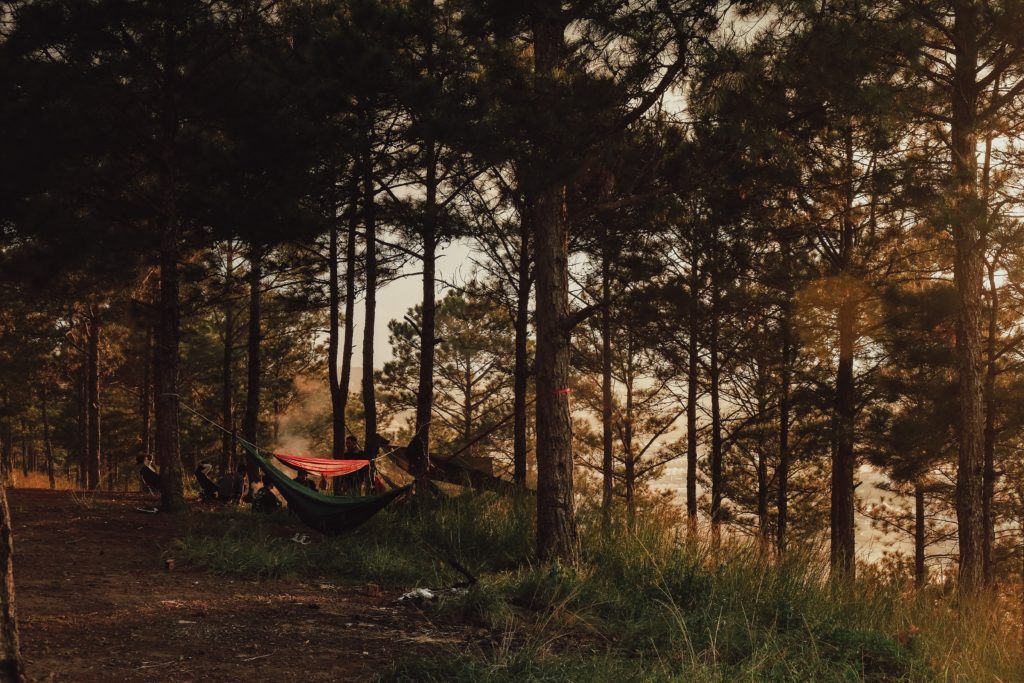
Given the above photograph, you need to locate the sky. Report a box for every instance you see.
[352,238,476,366]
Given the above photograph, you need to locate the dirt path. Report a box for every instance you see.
[9,488,467,682]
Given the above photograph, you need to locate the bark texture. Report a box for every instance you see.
[531,4,579,563]
[950,0,985,594]
[0,483,22,682]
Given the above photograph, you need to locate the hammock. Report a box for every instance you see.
[273,452,368,478]
[241,441,410,535]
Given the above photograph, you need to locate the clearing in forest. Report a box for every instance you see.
[10,488,469,682]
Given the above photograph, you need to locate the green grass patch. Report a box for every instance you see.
[176,491,535,585]
[175,494,1024,682]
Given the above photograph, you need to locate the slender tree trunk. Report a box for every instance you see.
[915,481,927,588]
[361,113,379,468]
[153,12,186,511]
[335,183,359,495]
[141,324,152,459]
[756,373,769,543]
[218,241,235,476]
[329,225,344,458]
[155,227,186,512]
[415,3,439,491]
[832,296,857,576]
[18,423,26,482]
[0,482,23,682]
[415,143,438,491]
[983,260,998,585]
[40,386,54,490]
[623,351,635,524]
[86,306,101,490]
[77,358,87,489]
[981,128,997,584]
[0,391,11,489]
[831,128,857,577]
[243,242,263,477]
[513,219,531,487]
[0,425,10,490]
[709,285,722,546]
[601,235,614,524]
[777,297,793,553]
[462,362,474,456]
[950,0,985,594]
[686,242,699,536]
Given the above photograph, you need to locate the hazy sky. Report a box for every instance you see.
[352,238,476,367]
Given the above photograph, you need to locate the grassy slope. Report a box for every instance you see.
[177,495,1022,682]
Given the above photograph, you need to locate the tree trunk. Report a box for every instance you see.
[600,235,614,525]
[915,481,927,588]
[623,349,635,524]
[981,124,997,585]
[0,482,23,682]
[831,127,857,578]
[777,297,793,553]
[40,386,55,490]
[530,5,579,564]
[0,391,11,490]
[709,294,722,546]
[328,225,344,458]
[415,141,438,491]
[154,227,186,513]
[531,174,579,562]
[756,375,769,543]
[243,242,263,477]
[18,423,26,482]
[832,296,857,576]
[0,414,10,490]
[983,260,997,585]
[686,242,699,536]
[77,358,87,489]
[509,219,528,485]
[512,222,531,488]
[86,305,102,491]
[528,6,578,561]
[950,0,985,594]
[335,183,359,495]
[221,241,235,476]
[415,4,439,491]
[141,324,152,460]
[361,113,379,468]
[462,361,474,455]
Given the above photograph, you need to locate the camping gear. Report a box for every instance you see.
[240,440,410,536]
[273,452,367,478]
[168,396,409,535]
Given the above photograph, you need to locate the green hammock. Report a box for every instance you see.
[240,441,411,535]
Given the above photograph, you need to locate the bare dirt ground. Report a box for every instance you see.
[10,488,470,682]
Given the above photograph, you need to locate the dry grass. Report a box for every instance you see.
[13,471,77,490]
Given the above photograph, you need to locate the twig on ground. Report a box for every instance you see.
[135,660,177,670]
[241,652,275,662]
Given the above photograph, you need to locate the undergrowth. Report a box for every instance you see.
[176,493,1024,682]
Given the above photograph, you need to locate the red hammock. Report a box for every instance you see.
[273,452,369,478]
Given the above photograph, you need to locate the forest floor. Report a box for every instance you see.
[9,488,473,683]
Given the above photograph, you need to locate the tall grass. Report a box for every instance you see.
[176,491,535,584]
[176,493,1024,682]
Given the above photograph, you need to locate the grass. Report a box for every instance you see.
[176,493,1024,682]
[176,491,535,584]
